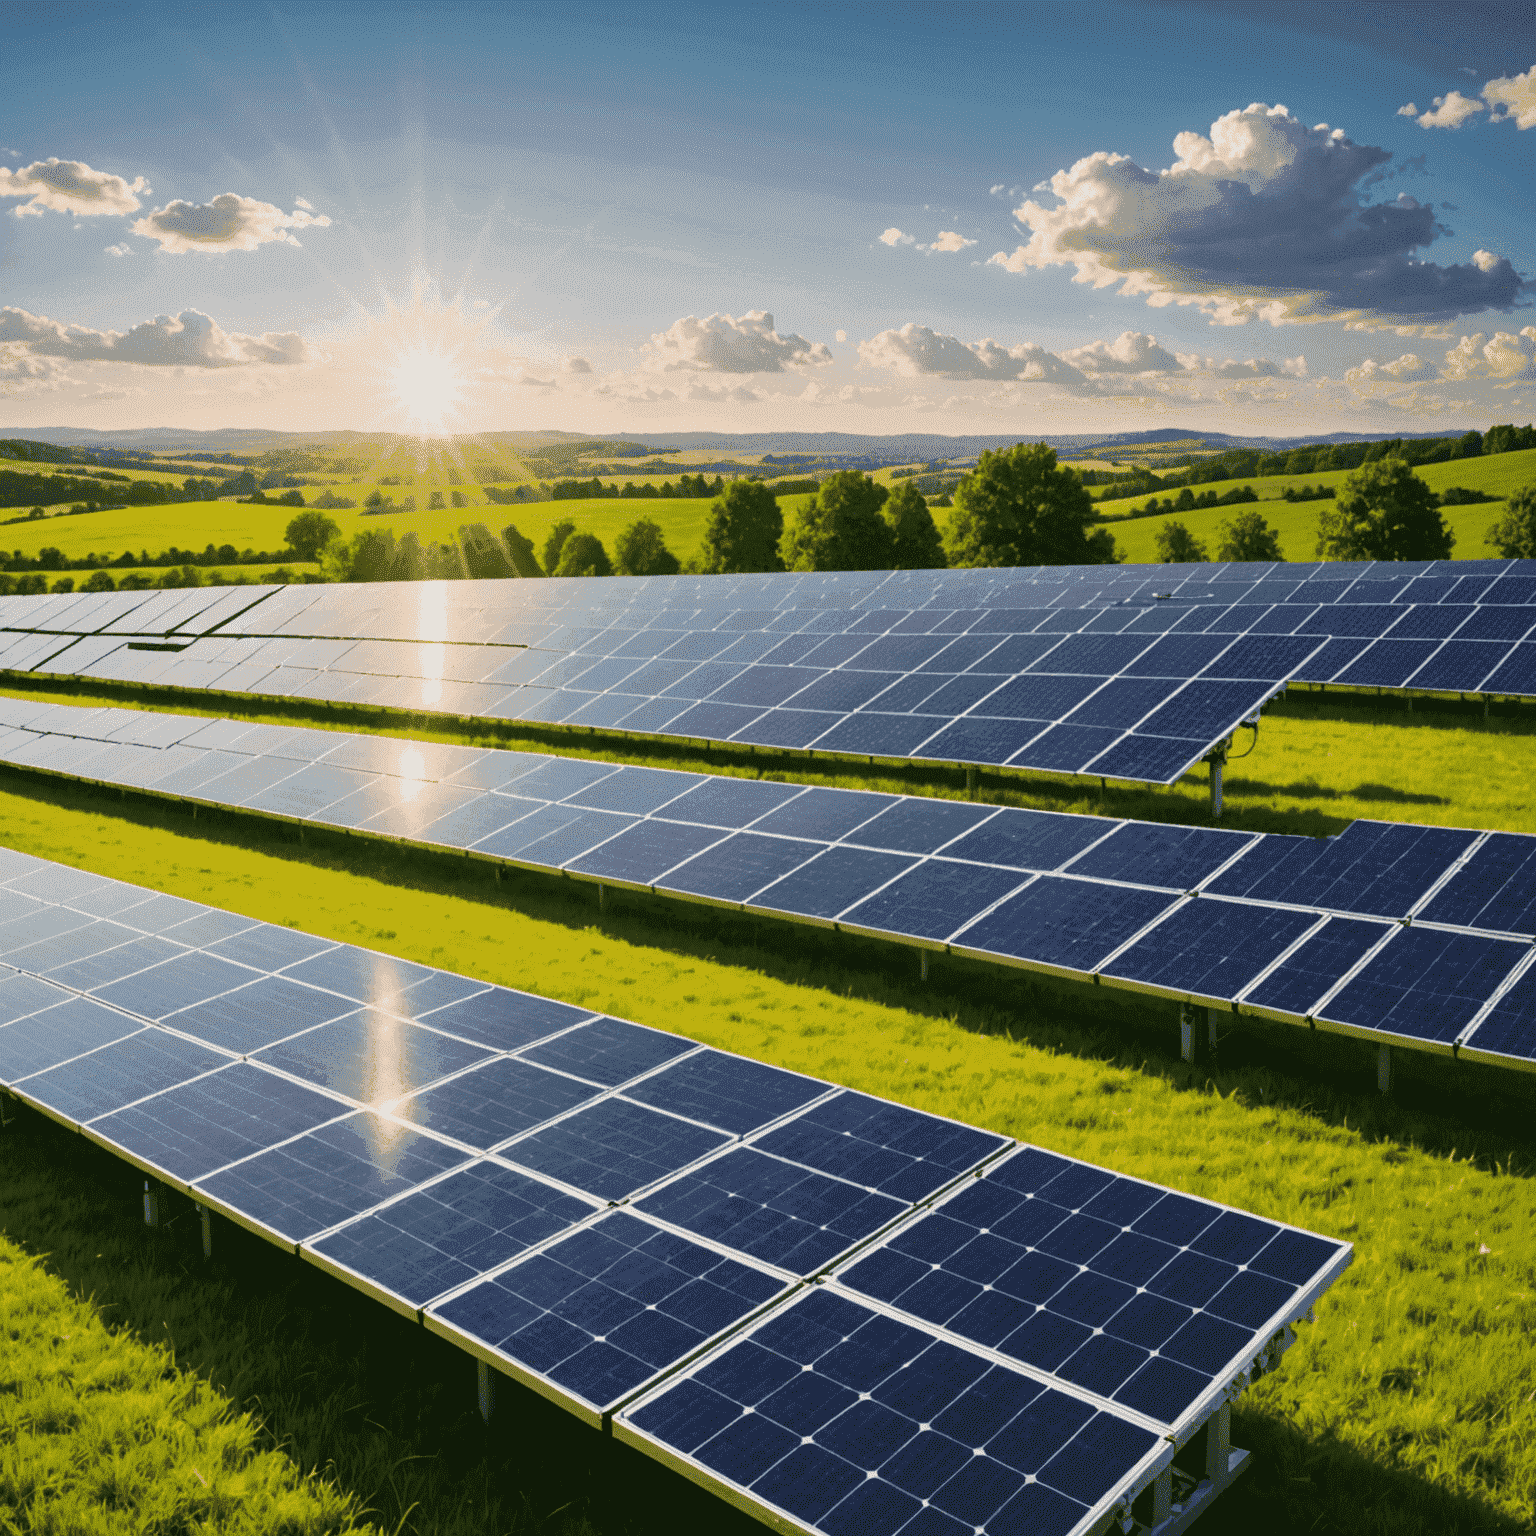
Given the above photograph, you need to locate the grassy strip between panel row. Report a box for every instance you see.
[3,721,1536,1535]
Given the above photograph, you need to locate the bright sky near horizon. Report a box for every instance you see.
[1,0,1532,439]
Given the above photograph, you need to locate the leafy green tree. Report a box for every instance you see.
[781,471,895,571]
[499,523,543,578]
[50,576,75,594]
[1154,521,1209,564]
[553,531,613,577]
[945,443,1115,567]
[1316,457,1453,561]
[615,518,681,576]
[157,565,201,589]
[1488,483,1536,558]
[697,481,784,573]
[542,519,576,574]
[457,523,514,579]
[1217,509,1284,562]
[285,511,341,561]
[882,482,946,569]
[81,569,116,592]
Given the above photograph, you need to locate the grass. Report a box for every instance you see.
[1095,448,1536,564]
[3,743,1536,1534]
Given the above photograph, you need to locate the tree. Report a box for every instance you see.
[696,480,784,573]
[945,442,1114,567]
[458,523,514,579]
[1316,457,1454,561]
[1488,483,1536,558]
[498,523,543,578]
[1216,509,1284,562]
[82,569,116,592]
[553,532,612,577]
[614,518,681,576]
[285,511,341,561]
[781,471,895,572]
[1154,521,1209,563]
[882,482,946,568]
[542,519,576,574]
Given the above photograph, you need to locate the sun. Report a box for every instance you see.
[389,345,463,432]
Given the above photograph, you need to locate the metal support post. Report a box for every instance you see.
[920,952,929,982]
[494,866,501,885]
[1150,1467,1173,1525]
[1204,1402,1232,1481]
[1208,745,1227,820]
[965,765,977,796]
[598,884,607,913]
[143,1179,160,1227]
[1406,694,1414,713]
[477,1359,496,1422]
[1483,694,1490,720]
[1207,1006,1220,1053]
[1377,1042,1393,1095]
[1180,1002,1196,1064]
[196,1202,212,1259]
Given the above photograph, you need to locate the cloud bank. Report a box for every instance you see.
[989,102,1525,325]
[1402,66,1536,130]
[132,193,331,253]
[0,158,149,217]
[647,310,832,372]
[0,306,321,366]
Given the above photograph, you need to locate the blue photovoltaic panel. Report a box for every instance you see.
[1065,821,1254,891]
[15,1027,228,1124]
[307,1156,599,1309]
[413,987,595,1053]
[427,1211,788,1420]
[517,1015,696,1086]
[1458,961,1536,1067]
[617,1285,1165,1536]
[1237,916,1391,1021]
[835,1144,1348,1430]
[636,1146,908,1276]
[166,976,360,1055]
[1419,832,1536,936]
[394,1054,603,1150]
[622,1049,829,1136]
[1313,926,1529,1047]
[195,1109,471,1244]
[0,995,143,1081]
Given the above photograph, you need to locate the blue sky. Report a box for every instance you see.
[1,0,1531,437]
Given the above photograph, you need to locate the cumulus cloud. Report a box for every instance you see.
[103,242,131,258]
[132,193,331,253]
[1440,327,1536,383]
[0,157,149,218]
[1484,66,1536,129]
[0,305,321,367]
[1408,67,1535,131]
[294,195,315,210]
[0,351,71,394]
[928,231,976,252]
[561,355,592,373]
[646,309,832,373]
[1177,351,1309,378]
[1345,352,1438,383]
[988,102,1526,325]
[1061,331,1183,373]
[1412,91,1486,129]
[835,329,848,343]
[879,227,915,246]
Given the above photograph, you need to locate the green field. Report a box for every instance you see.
[1096,448,1536,563]
[4,688,1536,1533]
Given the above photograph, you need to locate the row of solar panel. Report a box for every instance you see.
[0,846,1350,1536]
[4,696,1536,1074]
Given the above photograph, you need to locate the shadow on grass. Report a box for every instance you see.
[0,1106,1522,1536]
[1230,776,1449,806]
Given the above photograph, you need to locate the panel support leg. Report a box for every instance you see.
[965,765,977,796]
[1180,1002,1196,1064]
[598,884,607,913]
[920,951,929,982]
[1483,694,1490,720]
[477,1359,496,1422]
[1377,1042,1393,1095]
[1207,1006,1220,1054]
[1205,1402,1232,1482]
[1208,748,1226,820]
[1150,1467,1173,1525]
[494,865,501,885]
[196,1201,212,1259]
[143,1179,161,1228]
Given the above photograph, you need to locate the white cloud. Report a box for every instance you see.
[928,230,976,252]
[561,355,592,373]
[294,195,315,211]
[1440,327,1536,383]
[1397,103,1420,118]
[1061,331,1183,373]
[1345,353,1437,382]
[988,102,1525,325]
[878,227,915,246]
[1176,352,1308,379]
[1484,66,1536,129]
[0,157,149,218]
[0,351,71,394]
[0,305,322,367]
[835,329,848,343]
[1414,91,1486,129]
[132,193,331,253]
[103,242,132,258]
[682,380,764,404]
[646,309,832,373]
